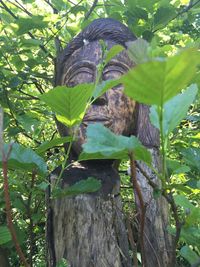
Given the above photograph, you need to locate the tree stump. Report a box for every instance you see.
[47,162,131,267]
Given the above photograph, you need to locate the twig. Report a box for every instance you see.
[153,0,200,32]
[0,110,29,267]
[84,0,98,21]
[129,153,146,267]
[126,216,138,267]
[0,0,55,61]
[26,171,37,267]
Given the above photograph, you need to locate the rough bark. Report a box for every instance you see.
[0,247,10,267]
[47,162,131,267]
[136,149,173,267]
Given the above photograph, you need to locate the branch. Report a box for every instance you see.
[129,153,146,266]
[84,0,98,21]
[0,0,55,61]
[0,110,29,267]
[153,0,200,32]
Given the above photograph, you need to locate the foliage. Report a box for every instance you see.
[0,0,199,266]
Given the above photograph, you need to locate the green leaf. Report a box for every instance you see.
[17,114,40,133]
[126,39,150,64]
[180,245,199,264]
[181,147,200,171]
[16,16,48,35]
[56,258,69,267]
[0,226,11,245]
[0,143,47,175]
[80,123,151,164]
[121,48,199,105]
[150,84,198,136]
[104,45,124,65]
[40,84,94,127]
[181,227,200,247]
[92,79,120,100]
[154,7,176,30]
[167,159,190,176]
[53,177,102,198]
[36,137,73,154]
[185,208,200,225]
[174,195,194,210]
[20,38,42,47]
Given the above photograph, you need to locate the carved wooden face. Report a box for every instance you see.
[59,40,136,155]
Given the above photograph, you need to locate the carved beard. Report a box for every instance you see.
[58,40,136,156]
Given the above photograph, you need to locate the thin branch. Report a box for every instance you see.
[0,0,55,61]
[7,0,32,16]
[84,0,98,21]
[126,216,138,267]
[153,0,200,32]
[129,153,146,266]
[0,114,29,267]
[44,0,58,14]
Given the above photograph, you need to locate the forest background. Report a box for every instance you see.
[0,0,199,266]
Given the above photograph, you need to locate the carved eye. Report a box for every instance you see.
[63,62,95,87]
[67,67,94,87]
[103,61,129,81]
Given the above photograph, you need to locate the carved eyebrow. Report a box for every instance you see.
[103,59,130,73]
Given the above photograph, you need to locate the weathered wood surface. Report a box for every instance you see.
[135,148,173,267]
[0,248,10,267]
[47,162,131,267]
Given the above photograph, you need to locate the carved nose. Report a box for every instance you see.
[92,93,107,106]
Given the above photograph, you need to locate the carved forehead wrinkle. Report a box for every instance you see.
[62,40,134,78]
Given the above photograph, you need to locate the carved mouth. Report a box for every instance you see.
[82,116,111,127]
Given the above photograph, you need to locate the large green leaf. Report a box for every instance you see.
[121,48,199,105]
[16,16,48,35]
[0,143,47,175]
[180,245,199,265]
[0,226,11,245]
[150,84,198,136]
[126,39,150,64]
[53,177,102,198]
[153,6,176,30]
[181,147,200,171]
[92,79,120,100]
[80,123,151,164]
[174,195,194,210]
[40,84,94,127]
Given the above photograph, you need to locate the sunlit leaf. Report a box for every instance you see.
[53,177,102,198]
[122,48,199,105]
[92,79,120,100]
[16,16,48,35]
[36,137,73,154]
[40,84,94,127]
[80,123,151,164]
[154,6,176,30]
[150,84,198,136]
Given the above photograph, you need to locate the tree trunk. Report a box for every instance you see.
[135,148,173,267]
[47,162,131,267]
[0,247,10,267]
